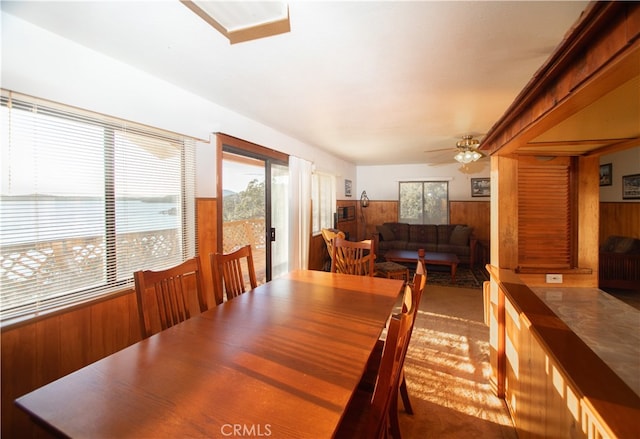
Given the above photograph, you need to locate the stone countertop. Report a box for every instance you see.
[530,286,640,397]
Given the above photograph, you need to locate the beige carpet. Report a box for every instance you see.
[398,284,517,438]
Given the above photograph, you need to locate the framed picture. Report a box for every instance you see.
[344,179,352,197]
[622,174,640,200]
[599,163,612,186]
[471,177,490,197]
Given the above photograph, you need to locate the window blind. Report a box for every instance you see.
[0,90,196,321]
[518,160,571,268]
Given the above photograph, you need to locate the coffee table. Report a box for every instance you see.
[384,249,460,283]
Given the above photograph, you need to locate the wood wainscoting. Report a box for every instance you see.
[1,291,142,437]
[600,202,640,242]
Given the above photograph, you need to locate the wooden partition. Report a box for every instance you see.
[488,267,640,439]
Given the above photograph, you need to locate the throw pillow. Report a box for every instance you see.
[449,225,471,246]
[376,224,395,241]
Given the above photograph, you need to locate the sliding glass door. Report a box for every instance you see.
[220,138,288,285]
[270,162,289,278]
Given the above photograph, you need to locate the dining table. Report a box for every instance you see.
[15,269,405,438]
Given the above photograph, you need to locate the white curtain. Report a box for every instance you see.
[288,156,312,271]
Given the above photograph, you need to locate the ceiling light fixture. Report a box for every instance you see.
[454,135,484,164]
[181,1,290,44]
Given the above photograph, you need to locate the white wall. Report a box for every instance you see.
[600,146,640,202]
[356,160,490,201]
[1,13,356,198]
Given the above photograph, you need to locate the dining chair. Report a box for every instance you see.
[331,236,375,276]
[134,256,208,339]
[321,228,345,270]
[392,259,426,434]
[210,244,258,305]
[334,284,417,439]
[359,259,426,437]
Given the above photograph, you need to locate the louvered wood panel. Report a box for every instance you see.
[518,163,571,268]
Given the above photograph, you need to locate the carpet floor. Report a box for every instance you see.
[397,283,517,438]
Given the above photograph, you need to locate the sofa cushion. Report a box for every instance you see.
[437,224,459,244]
[449,225,472,246]
[409,224,437,244]
[378,240,408,251]
[376,224,395,242]
[384,222,409,241]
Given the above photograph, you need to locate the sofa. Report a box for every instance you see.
[375,222,477,268]
[599,235,640,290]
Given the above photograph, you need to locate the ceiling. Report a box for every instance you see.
[2,1,606,166]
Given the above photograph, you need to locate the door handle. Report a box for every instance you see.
[270,228,276,242]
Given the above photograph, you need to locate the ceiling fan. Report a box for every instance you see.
[424,135,486,164]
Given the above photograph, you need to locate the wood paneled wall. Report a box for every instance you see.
[196,198,217,305]
[450,201,491,242]
[2,291,141,438]
[600,202,640,242]
[358,200,398,241]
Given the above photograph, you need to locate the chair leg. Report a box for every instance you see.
[389,388,402,439]
[399,372,414,415]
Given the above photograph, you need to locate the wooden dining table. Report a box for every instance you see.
[15,269,405,438]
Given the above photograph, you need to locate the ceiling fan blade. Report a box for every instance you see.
[423,147,456,154]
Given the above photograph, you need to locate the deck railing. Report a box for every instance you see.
[223,218,266,252]
[1,229,180,310]
[1,218,268,313]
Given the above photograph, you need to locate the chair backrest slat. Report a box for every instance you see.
[210,244,258,305]
[134,257,207,339]
[367,285,417,438]
[331,237,375,276]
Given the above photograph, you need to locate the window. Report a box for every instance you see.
[311,172,336,234]
[399,181,449,224]
[0,91,196,321]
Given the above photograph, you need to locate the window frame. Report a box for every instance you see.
[398,180,450,224]
[0,90,196,323]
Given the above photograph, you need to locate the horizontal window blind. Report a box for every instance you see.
[0,90,196,321]
[518,161,571,268]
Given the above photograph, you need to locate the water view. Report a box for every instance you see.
[1,198,179,245]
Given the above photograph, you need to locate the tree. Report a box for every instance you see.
[223,179,265,221]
